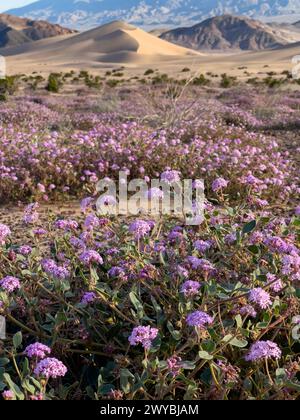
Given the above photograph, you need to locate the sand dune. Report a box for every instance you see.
[2,20,300,76]
[2,20,200,72]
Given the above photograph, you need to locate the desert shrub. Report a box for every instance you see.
[220,74,237,88]
[46,73,62,93]
[246,77,259,86]
[0,76,19,100]
[112,72,124,78]
[152,73,170,85]
[84,75,102,89]
[193,74,210,86]
[263,77,285,89]
[106,79,119,88]
[28,75,44,91]
[144,69,154,76]
[79,70,89,79]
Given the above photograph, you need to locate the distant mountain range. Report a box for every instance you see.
[5,0,300,31]
[0,13,76,48]
[160,14,300,51]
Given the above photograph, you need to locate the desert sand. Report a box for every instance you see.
[1,20,300,77]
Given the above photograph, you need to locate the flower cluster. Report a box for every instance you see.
[0,223,11,246]
[245,341,282,362]
[42,259,70,280]
[186,311,214,328]
[0,276,21,293]
[79,250,103,266]
[34,358,67,379]
[128,326,159,349]
[24,343,51,359]
[249,288,272,310]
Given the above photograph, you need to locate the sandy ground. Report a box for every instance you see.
[0,201,82,244]
[2,21,299,77]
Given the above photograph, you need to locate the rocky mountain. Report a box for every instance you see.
[160,14,300,50]
[0,13,76,48]
[5,0,300,30]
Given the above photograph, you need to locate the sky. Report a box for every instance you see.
[0,0,34,12]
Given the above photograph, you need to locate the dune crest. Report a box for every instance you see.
[1,20,200,70]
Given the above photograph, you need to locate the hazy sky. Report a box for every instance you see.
[0,1,34,12]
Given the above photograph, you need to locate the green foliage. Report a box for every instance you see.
[220,73,237,88]
[193,74,210,86]
[0,76,19,101]
[144,69,155,76]
[46,73,62,93]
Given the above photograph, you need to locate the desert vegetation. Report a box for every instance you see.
[0,75,299,401]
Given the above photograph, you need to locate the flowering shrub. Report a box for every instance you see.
[0,188,299,400]
[0,86,299,400]
[0,89,299,203]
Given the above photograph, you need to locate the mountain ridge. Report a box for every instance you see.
[160,14,300,51]
[6,0,300,31]
[0,13,76,48]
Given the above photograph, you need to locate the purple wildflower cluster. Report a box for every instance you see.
[129,220,153,240]
[23,203,39,224]
[281,254,300,282]
[54,219,78,231]
[34,358,67,379]
[0,276,21,293]
[2,390,14,400]
[42,259,70,280]
[24,343,51,359]
[249,288,272,310]
[161,170,181,185]
[186,311,214,328]
[245,341,282,362]
[0,223,11,246]
[81,292,97,305]
[167,356,182,377]
[212,178,229,192]
[79,250,103,266]
[180,280,201,298]
[194,239,212,253]
[128,326,159,349]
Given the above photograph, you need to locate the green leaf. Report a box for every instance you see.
[22,358,30,377]
[235,315,243,329]
[180,361,196,370]
[167,321,181,341]
[292,219,300,227]
[248,245,260,255]
[120,369,135,395]
[21,378,35,394]
[3,373,24,400]
[129,292,144,320]
[13,331,23,349]
[222,335,248,348]
[183,382,198,400]
[202,340,216,353]
[229,338,248,348]
[55,311,68,326]
[0,358,10,367]
[285,381,300,392]
[242,220,256,235]
[276,368,287,381]
[198,351,213,360]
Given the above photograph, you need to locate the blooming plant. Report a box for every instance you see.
[0,84,299,400]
